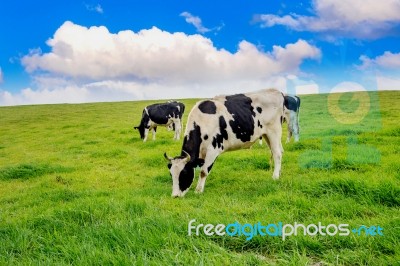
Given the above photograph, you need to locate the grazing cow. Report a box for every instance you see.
[283,95,300,143]
[134,101,185,142]
[258,94,301,145]
[164,88,285,197]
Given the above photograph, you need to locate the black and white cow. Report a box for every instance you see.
[283,95,301,143]
[258,94,301,145]
[164,88,285,197]
[134,101,185,142]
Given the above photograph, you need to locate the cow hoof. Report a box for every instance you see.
[195,188,204,194]
[272,175,280,180]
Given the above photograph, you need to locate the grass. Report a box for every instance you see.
[0,91,399,265]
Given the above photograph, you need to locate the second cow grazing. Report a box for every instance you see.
[134,101,185,142]
[164,88,285,198]
[258,94,301,145]
[283,95,301,143]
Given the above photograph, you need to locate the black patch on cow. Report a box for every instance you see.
[177,122,204,191]
[224,94,255,142]
[204,134,208,140]
[207,163,214,173]
[257,120,263,128]
[178,164,195,192]
[212,116,228,149]
[176,102,186,119]
[167,163,172,169]
[284,96,300,112]
[256,107,262,114]
[181,122,203,167]
[198,100,217,114]
[147,104,173,124]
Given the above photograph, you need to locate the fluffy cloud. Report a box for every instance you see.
[255,0,400,39]
[359,51,400,69]
[2,21,321,106]
[0,77,293,106]
[376,75,400,91]
[22,21,320,83]
[330,81,369,93]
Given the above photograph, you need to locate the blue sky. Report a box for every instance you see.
[1,0,399,105]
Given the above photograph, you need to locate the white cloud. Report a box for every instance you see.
[255,0,400,39]
[330,81,368,93]
[180,12,211,33]
[0,75,324,106]
[3,21,321,106]
[21,21,320,83]
[0,78,289,106]
[376,75,400,91]
[85,3,103,14]
[359,51,400,69]
[296,84,320,95]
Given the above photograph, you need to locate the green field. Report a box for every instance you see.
[0,91,399,265]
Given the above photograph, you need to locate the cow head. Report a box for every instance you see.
[134,124,145,139]
[164,151,194,197]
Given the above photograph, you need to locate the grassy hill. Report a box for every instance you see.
[0,91,399,265]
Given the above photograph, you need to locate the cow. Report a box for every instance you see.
[164,88,285,197]
[134,101,185,142]
[283,95,301,143]
[258,94,301,145]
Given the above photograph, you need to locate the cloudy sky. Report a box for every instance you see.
[1,0,399,106]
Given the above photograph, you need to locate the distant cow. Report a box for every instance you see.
[134,101,185,142]
[283,95,300,142]
[258,94,301,145]
[164,89,285,197]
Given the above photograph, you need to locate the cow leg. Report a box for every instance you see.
[143,128,150,142]
[173,119,182,140]
[175,119,182,140]
[286,125,292,143]
[263,134,273,166]
[293,112,300,142]
[265,126,283,180]
[152,127,157,141]
[288,110,300,142]
[195,151,218,193]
